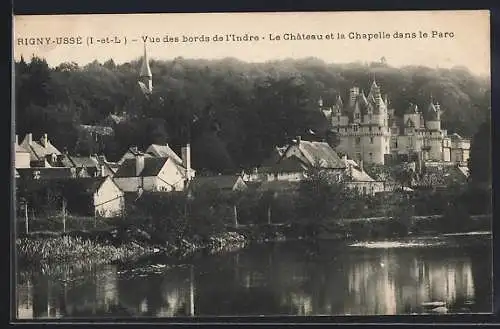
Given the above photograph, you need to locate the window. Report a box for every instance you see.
[369,126,372,132]
[355,113,360,119]
[369,152,373,161]
[363,186,367,195]
[370,137,374,144]
[368,114,372,121]
[355,137,361,145]
[353,125,359,132]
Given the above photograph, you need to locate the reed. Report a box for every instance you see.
[16,235,155,264]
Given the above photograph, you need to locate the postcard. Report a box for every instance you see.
[12,10,492,320]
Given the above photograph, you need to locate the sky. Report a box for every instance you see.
[13,10,490,76]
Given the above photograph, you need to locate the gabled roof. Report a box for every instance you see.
[21,136,62,161]
[189,175,245,191]
[146,144,183,165]
[287,140,346,170]
[114,157,169,178]
[61,155,99,168]
[260,155,307,174]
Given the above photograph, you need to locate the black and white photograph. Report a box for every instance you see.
[12,10,492,319]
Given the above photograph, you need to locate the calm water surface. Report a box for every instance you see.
[16,234,492,318]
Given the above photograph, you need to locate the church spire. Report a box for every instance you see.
[138,42,153,94]
[140,42,152,78]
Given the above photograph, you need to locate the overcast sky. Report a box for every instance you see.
[13,10,490,76]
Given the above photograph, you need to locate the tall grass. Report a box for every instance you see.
[16,235,155,264]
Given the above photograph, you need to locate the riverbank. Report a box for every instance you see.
[16,212,492,268]
[16,229,248,268]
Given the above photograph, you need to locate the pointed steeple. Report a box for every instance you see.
[140,42,152,78]
[138,42,153,94]
[336,95,343,108]
[368,74,381,103]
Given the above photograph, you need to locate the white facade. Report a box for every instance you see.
[93,177,125,218]
[322,80,471,165]
[113,158,187,193]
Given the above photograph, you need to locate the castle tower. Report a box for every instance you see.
[425,97,443,161]
[138,43,153,94]
[349,87,360,107]
[426,99,441,131]
[368,78,382,104]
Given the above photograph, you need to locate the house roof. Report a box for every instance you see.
[287,140,345,169]
[189,175,244,191]
[60,155,99,168]
[146,144,183,164]
[114,157,169,178]
[343,158,376,182]
[22,136,62,161]
[260,155,307,174]
[414,165,468,187]
[16,167,77,180]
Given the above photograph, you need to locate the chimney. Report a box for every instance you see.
[359,160,364,171]
[181,144,192,180]
[136,154,145,176]
[26,133,33,145]
[296,136,301,144]
[41,133,48,147]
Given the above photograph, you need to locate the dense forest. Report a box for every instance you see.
[14,55,491,173]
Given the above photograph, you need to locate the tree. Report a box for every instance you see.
[468,117,491,187]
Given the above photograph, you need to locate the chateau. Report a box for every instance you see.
[320,79,471,166]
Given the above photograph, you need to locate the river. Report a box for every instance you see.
[16,233,492,318]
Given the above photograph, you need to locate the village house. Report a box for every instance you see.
[113,154,192,193]
[59,154,102,177]
[342,157,386,196]
[244,138,346,183]
[19,133,62,167]
[16,167,89,181]
[118,146,153,164]
[65,176,125,218]
[145,143,196,180]
[20,176,125,218]
[14,135,30,168]
[188,175,247,193]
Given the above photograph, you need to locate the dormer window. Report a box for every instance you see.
[355,113,360,120]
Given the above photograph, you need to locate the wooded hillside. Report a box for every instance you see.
[15,56,491,173]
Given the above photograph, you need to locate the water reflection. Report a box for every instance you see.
[16,238,491,318]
